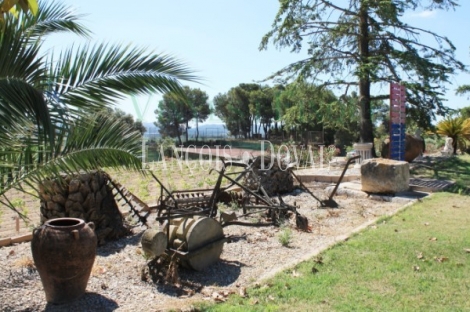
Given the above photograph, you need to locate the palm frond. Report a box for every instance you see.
[8,0,90,40]
[461,118,470,140]
[435,116,470,154]
[0,22,46,82]
[435,116,469,137]
[0,1,197,215]
[49,43,199,112]
[1,113,144,200]
[0,78,54,147]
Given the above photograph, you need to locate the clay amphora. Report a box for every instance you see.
[31,218,97,304]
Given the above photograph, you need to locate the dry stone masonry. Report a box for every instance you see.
[243,156,294,196]
[38,171,128,245]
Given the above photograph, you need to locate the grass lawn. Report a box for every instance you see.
[199,192,470,311]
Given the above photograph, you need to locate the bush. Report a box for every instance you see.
[278,227,293,247]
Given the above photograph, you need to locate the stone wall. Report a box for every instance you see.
[39,171,128,245]
[244,156,294,196]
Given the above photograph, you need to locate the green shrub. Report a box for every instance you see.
[278,226,292,247]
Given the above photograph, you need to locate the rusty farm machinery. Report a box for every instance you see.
[111,155,360,271]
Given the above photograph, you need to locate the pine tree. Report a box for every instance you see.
[260,0,465,154]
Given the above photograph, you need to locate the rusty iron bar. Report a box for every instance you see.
[107,176,149,226]
[290,155,360,208]
[221,221,275,228]
[170,188,215,193]
[290,170,324,203]
[147,159,306,230]
[154,210,211,222]
[207,165,227,217]
[210,168,273,207]
[149,171,186,247]
[326,155,360,202]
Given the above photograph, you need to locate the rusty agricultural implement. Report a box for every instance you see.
[111,155,360,271]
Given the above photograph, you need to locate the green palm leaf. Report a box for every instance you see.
[435,116,470,154]
[4,112,143,197]
[0,1,199,215]
[0,78,54,146]
[10,0,90,39]
[49,43,198,113]
[0,20,45,82]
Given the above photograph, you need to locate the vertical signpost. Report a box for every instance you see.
[389,83,406,161]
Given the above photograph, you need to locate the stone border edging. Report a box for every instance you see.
[296,175,360,183]
[324,185,426,204]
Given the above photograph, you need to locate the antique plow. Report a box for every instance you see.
[291,155,361,208]
[128,155,360,271]
[139,160,309,270]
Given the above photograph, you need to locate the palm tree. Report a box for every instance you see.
[435,116,470,155]
[0,1,198,237]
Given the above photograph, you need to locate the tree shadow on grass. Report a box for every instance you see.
[411,155,470,196]
[440,183,470,196]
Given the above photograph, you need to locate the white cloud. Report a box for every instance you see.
[409,10,437,19]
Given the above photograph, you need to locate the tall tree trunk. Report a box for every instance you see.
[253,117,257,136]
[358,4,376,157]
[195,117,199,143]
[185,120,189,143]
[173,113,182,146]
[176,131,182,146]
[248,115,253,139]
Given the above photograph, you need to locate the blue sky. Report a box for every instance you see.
[43,1,470,123]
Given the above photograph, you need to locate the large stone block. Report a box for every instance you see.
[361,158,409,194]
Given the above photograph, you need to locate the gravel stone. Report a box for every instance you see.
[0,182,416,311]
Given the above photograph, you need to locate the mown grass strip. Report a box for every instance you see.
[199,193,470,311]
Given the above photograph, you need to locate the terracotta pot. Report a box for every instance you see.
[31,218,97,304]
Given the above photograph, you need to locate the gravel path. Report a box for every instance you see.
[0,183,418,311]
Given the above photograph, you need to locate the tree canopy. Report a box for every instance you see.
[105,108,147,135]
[154,86,211,144]
[260,0,466,153]
[186,87,211,142]
[214,83,260,139]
